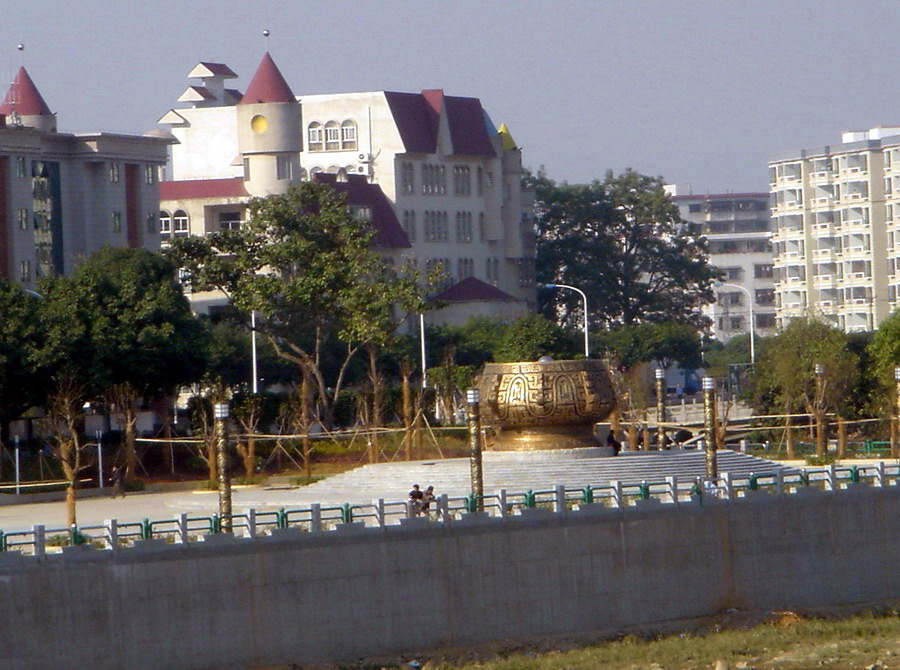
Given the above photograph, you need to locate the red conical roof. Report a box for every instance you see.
[240,52,295,104]
[0,67,52,116]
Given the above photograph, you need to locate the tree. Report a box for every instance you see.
[35,247,207,481]
[0,280,45,462]
[493,314,579,363]
[749,318,857,458]
[533,169,718,329]
[596,322,703,371]
[169,182,432,429]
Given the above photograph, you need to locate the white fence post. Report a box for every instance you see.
[875,461,885,488]
[439,493,450,526]
[775,470,785,496]
[497,489,508,519]
[105,519,118,551]
[247,509,257,538]
[666,475,678,504]
[610,480,622,509]
[33,524,45,560]
[310,504,322,533]
[826,464,836,491]
[177,513,189,544]
[373,499,385,528]
[720,473,733,501]
[554,485,567,514]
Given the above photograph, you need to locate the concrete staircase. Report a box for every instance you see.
[247,449,798,508]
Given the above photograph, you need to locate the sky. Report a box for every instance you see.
[3,0,900,194]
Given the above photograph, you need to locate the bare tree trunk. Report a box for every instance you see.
[301,370,313,477]
[837,416,847,459]
[413,389,424,460]
[124,405,137,482]
[641,409,651,451]
[400,361,413,461]
[162,400,174,475]
[367,345,382,463]
[627,422,639,452]
[785,401,795,459]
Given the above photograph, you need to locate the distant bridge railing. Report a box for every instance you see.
[0,462,897,560]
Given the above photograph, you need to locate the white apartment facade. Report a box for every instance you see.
[769,126,900,333]
[668,189,776,342]
[0,67,168,288]
[157,54,535,325]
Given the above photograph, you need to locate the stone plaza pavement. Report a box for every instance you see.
[0,448,812,534]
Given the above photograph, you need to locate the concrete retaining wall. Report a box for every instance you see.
[1,486,897,669]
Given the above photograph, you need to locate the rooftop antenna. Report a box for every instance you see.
[262,29,270,51]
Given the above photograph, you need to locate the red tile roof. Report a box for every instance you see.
[160,178,248,200]
[384,90,496,157]
[312,173,410,249]
[432,277,517,303]
[240,52,296,104]
[0,67,52,116]
[198,62,238,78]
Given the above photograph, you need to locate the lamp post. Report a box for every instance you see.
[420,313,427,389]
[702,376,718,481]
[655,368,666,450]
[251,310,259,394]
[715,282,755,364]
[214,402,232,533]
[466,388,484,511]
[543,283,589,358]
[814,363,826,458]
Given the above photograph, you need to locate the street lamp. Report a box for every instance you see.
[213,402,232,532]
[715,282,755,365]
[542,283,590,358]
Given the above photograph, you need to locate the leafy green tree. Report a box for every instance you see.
[169,182,432,429]
[493,314,579,363]
[35,247,207,481]
[533,169,717,329]
[597,322,703,371]
[749,318,857,457]
[0,280,45,458]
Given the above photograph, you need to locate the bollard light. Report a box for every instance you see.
[466,388,480,404]
[815,363,825,376]
[702,376,715,392]
[214,402,229,420]
[894,366,900,381]
[655,368,664,380]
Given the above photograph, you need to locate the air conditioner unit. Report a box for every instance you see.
[358,153,370,163]
[356,164,370,175]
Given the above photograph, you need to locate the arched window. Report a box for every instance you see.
[307,122,323,151]
[340,120,357,150]
[173,210,190,237]
[324,121,340,151]
[159,211,172,237]
[310,166,324,175]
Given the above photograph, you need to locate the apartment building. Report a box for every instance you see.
[769,126,900,333]
[157,53,535,325]
[0,67,169,288]
[668,189,775,342]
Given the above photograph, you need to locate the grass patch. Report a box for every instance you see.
[288,475,325,487]
[408,608,900,670]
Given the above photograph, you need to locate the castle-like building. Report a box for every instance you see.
[0,67,169,288]
[157,52,535,324]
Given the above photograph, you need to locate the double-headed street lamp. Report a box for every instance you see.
[542,283,589,358]
[715,282,755,365]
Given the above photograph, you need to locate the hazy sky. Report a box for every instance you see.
[3,0,899,194]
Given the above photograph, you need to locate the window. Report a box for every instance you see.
[421,164,447,195]
[350,206,371,220]
[159,211,172,236]
[688,203,702,213]
[754,264,774,278]
[729,316,744,330]
[756,313,776,328]
[19,260,30,282]
[173,210,190,237]
[455,211,473,242]
[424,211,448,241]
[486,257,500,284]
[307,122,323,151]
[401,162,415,195]
[15,156,26,178]
[479,213,486,241]
[219,212,242,230]
[726,267,742,280]
[144,165,156,185]
[109,162,120,183]
[755,289,775,305]
[277,154,292,180]
[477,167,484,196]
[453,165,471,196]
[324,121,340,150]
[340,120,357,150]
[243,158,251,181]
[403,210,417,241]
[146,212,157,233]
[111,211,122,233]
[17,208,28,230]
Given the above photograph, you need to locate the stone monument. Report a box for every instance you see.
[475,358,616,451]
